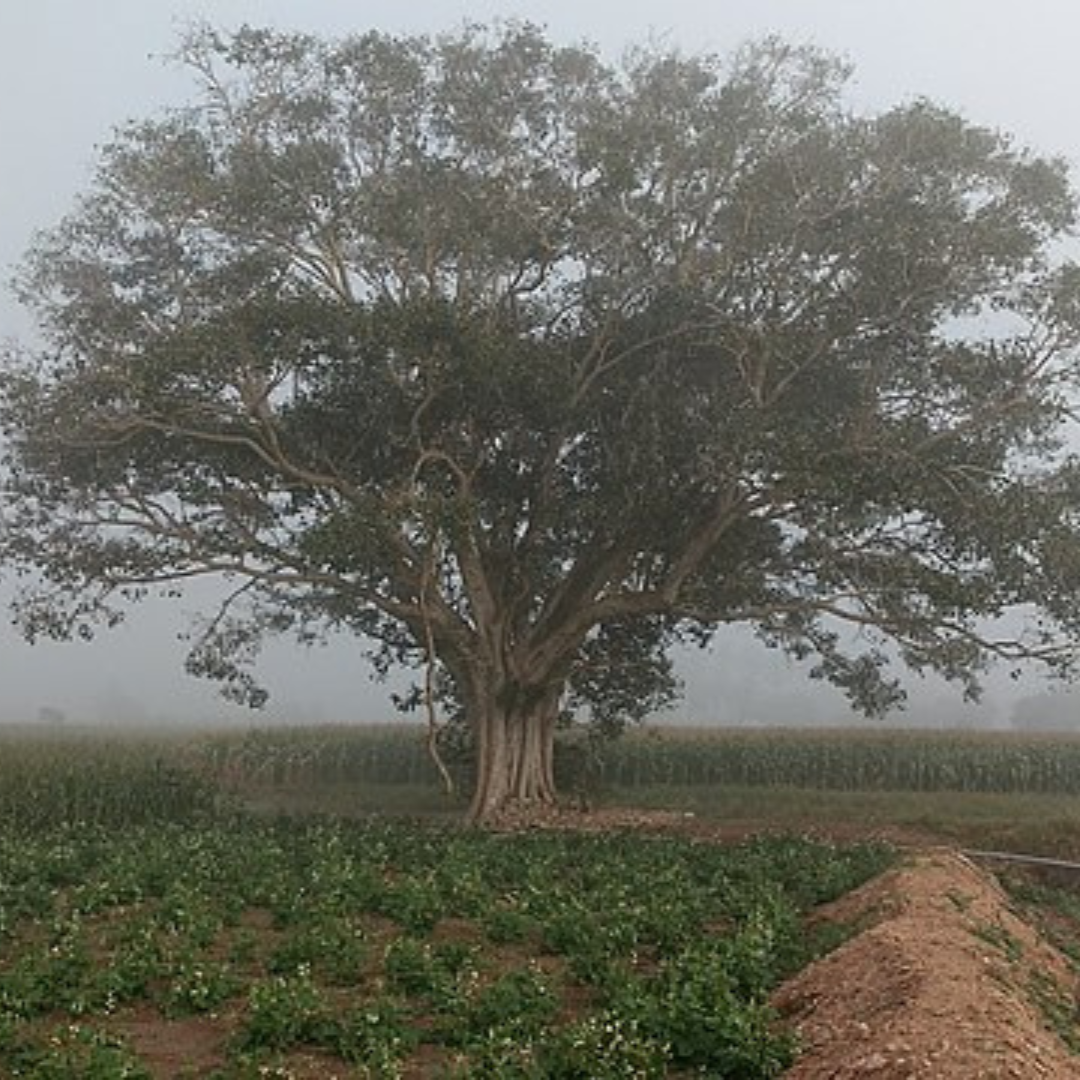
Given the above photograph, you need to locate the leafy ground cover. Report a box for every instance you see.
[0,812,891,1077]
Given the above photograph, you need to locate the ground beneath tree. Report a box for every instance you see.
[488,806,1080,1078]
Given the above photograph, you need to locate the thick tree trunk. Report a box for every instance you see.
[468,689,559,823]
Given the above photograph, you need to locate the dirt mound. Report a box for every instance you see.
[775,851,1080,1078]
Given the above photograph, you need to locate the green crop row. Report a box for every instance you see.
[593,727,1080,794]
[194,723,1080,796]
[8,722,1080,830]
[198,723,440,787]
[0,814,891,1078]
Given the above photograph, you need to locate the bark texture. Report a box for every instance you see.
[468,691,559,822]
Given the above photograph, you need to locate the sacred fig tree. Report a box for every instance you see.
[5,23,1080,820]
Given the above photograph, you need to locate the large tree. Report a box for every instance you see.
[5,23,1080,819]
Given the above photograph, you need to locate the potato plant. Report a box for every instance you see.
[0,783,891,1078]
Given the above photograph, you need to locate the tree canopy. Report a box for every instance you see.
[5,23,1080,818]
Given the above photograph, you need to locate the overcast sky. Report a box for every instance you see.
[1,0,1077,727]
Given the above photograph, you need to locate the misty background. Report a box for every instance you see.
[2,0,1079,730]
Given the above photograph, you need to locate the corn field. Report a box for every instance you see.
[0,727,216,830]
[6,724,1080,823]
[586,727,1080,793]
[194,724,1080,797]
[198,724,441,788]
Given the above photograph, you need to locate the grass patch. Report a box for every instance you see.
[970,922,1024,963]
[1028,968,1080,1055]
[602,784,1080,855]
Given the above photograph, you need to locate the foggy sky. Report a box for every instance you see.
[1,1,1077,726]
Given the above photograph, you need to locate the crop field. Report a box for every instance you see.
[183,723,1080,861]
[0,733,894,1078]
[195,723,1080,797]
[8,722,1080,1075]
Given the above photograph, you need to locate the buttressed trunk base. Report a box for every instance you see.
[468,695,558,823]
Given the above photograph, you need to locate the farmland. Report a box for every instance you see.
[2,722,1080,1076]
[0,728,897,1077]
[194,723,1080,857]
[196,723,1080,797]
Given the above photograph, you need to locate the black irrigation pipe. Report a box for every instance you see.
[962,849,1080,875]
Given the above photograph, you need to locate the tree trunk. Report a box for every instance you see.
[468,688,559,823]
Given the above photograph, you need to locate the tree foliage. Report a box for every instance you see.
[5,22,1080,814]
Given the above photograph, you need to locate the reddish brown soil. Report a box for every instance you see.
[112,1012,229,1076]
[482,802,943,849]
